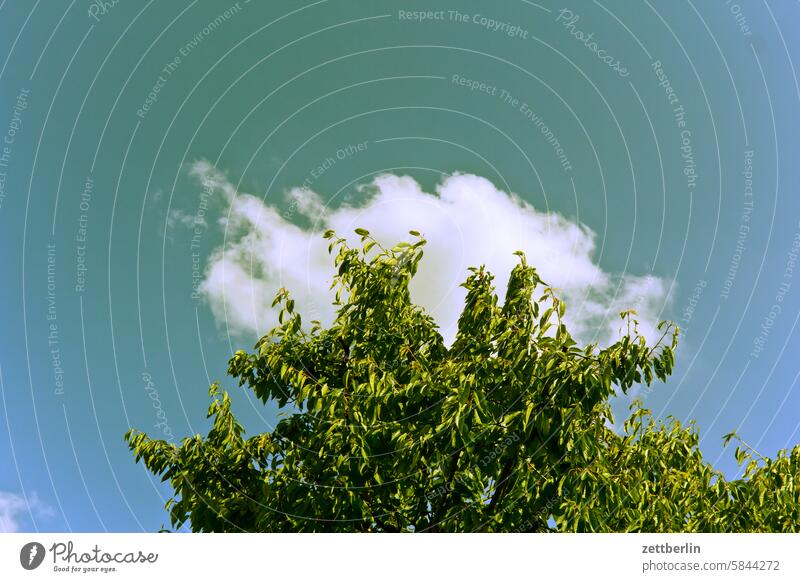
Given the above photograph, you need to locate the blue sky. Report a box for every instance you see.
[0,0,799,532]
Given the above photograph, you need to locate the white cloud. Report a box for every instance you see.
[167,209,206,230]
[190,161,671,347]
[286,187,326,219]
[0,490,53,533]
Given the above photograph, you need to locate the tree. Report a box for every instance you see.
[126,230,800,532]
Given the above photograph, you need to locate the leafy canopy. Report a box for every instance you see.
[126,230,800,532]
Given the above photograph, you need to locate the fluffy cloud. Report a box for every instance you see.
[0,490,53,533]
[189,162,671,347]
[167,208,206,230]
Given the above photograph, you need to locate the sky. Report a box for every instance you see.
[0,0,799,532]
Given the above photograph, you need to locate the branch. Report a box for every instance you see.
[338,337,350,365]
[430,450,463,531]
[487,456,515,514]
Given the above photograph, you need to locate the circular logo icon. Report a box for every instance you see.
[20,542,46,570]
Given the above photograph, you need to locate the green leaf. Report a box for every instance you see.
[124,229,800,535]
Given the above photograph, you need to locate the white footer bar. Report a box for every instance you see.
[1,533,796,580]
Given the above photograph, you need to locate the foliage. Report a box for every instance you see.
[126,230,800,532]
